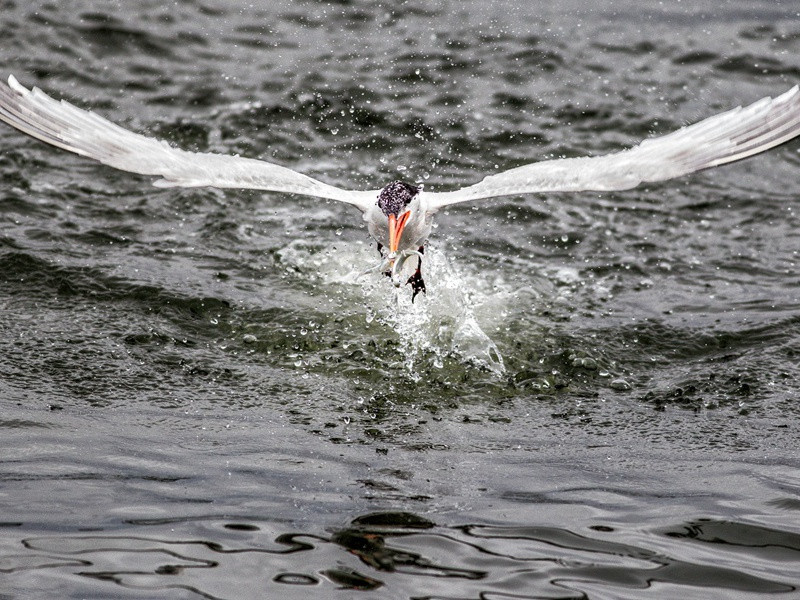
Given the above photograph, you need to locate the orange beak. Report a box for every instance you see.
[388,212,411,254]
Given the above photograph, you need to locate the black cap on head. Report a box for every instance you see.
[377,181,419,217]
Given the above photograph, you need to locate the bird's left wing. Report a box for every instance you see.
[425,86,800,211]
[0,75,379,211]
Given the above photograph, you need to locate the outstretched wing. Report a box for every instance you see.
[0,75,379,211]
[426,86,800,210]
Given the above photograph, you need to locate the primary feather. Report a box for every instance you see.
[424,86,800,210]
[1,74,799,217]
[0,75,378,211]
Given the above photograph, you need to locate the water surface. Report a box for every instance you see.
[2,0,800,597]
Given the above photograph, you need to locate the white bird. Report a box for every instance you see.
[2,74,800,300]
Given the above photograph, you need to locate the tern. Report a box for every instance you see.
[1,74,800,300]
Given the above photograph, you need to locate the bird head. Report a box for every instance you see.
[377,180,420,253]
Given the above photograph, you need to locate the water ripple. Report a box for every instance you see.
[5,511,797,598]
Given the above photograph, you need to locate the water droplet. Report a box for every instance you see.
[610,378,632,391]
[243,334,257,343]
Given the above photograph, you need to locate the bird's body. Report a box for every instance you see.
[363,181,432,298]
[1,73,800,299]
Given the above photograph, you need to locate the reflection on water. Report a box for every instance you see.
[6,511,797,598]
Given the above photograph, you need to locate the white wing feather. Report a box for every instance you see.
[426,86,800,210]
[3,74,798,216]
[0,75,378,211]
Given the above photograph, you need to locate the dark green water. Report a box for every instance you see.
[2,0,800,597]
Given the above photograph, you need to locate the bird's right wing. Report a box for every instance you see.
[0,75,379,211]
[425,86,800,210]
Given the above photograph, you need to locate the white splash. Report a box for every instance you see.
[275,239,511,375]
